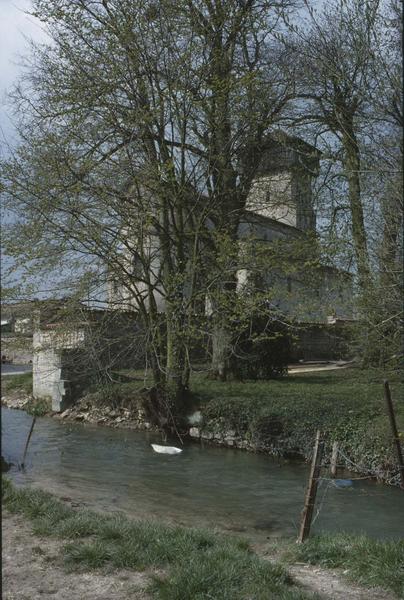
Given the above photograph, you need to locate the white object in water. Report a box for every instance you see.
[151,444,182,455]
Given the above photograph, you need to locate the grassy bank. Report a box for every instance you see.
[1,371,32,395]
[3,480,403,598]
[283,533,404,598]
[2,479,315,600]
[192,368,404,481]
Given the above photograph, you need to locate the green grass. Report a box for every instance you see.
[1,371,33,394]
[2,479,317,599]
[283,533,404,598]
[190,368,404,479]
[1,371,50,415]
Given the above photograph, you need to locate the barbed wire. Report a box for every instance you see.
[311,479,333,525]
[308,445,403,528]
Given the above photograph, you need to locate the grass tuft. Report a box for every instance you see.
[284,533,404,597]
[151,545,300,600]
[64,539,114,569]
[48,510,102,538]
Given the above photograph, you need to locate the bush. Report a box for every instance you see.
[250,413,285,444]
[228,318,291,380]
[202,397,253,436]
[82,381,143,411]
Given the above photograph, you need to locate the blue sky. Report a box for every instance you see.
[0,0,46,148]
[0,0,316,148]
[1,1,46,297]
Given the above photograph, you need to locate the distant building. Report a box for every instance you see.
[108,132,352,327]
[1,301,36,364]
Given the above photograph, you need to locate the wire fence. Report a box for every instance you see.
[322,447,403,487]
[300,444,403,538]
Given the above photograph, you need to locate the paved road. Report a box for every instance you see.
[1,364,32,376]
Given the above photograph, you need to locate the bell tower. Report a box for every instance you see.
[246,132,320,232]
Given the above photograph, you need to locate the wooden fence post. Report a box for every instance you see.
[298,430,324,543]
[384,381,404,490]
[21,416,36,469]
[330,441,339,478]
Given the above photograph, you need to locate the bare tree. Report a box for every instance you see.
[285,0,382,288]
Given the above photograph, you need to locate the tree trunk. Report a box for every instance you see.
[165,301,189,416]
[379,179,402,290]
[342,132,370,290]
[212,323,231,381]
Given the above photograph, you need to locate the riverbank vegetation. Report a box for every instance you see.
[2,479,315,600]
[85,366,403,481]
[193,368,404,480]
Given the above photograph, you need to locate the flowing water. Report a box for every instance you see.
[2,407,404,544]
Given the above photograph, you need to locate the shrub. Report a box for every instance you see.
[82,381,144,411]
[228,318,291,380]
[249,413,285,445]
[25,396,51,416]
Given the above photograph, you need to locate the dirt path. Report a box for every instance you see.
[288,361,355,374]
[3,509,399,600]
[2,511,151,600]
[288,563,398,600]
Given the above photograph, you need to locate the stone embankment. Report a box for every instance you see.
[188,425,276,453]
[2,393,281,454]
[1,393,32,411]
[187,423,306,459]
[1,393,158,431]
[55,400,158,431]
[2,392,401,486]
[2,393,297,460]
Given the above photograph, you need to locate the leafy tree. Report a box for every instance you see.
[1,0,300,419]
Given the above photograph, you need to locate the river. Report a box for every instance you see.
[2,407,403,543]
